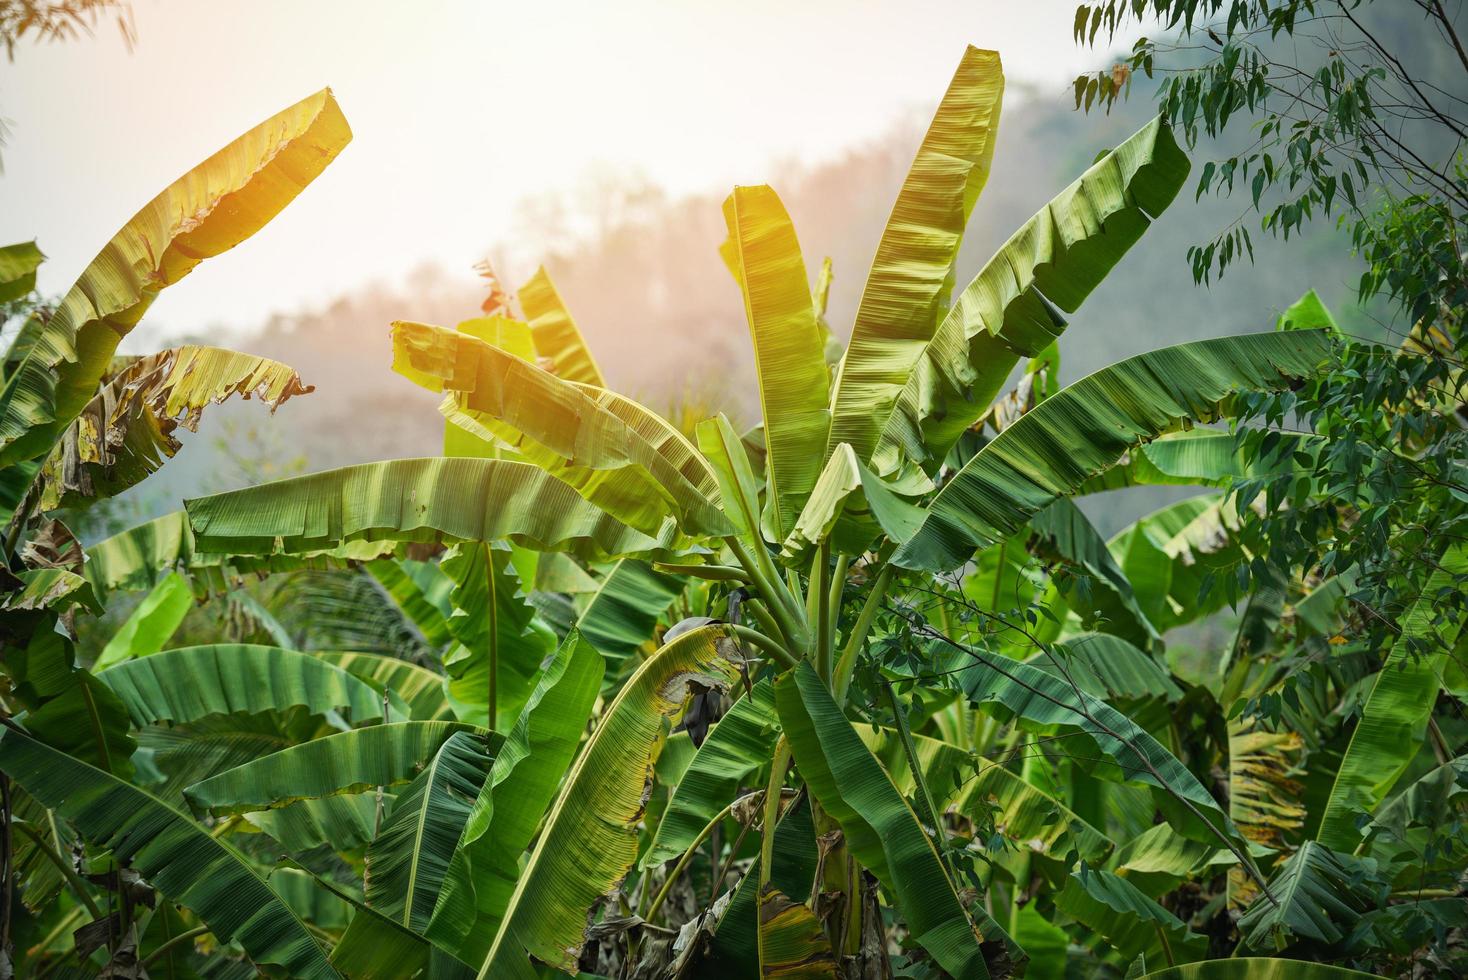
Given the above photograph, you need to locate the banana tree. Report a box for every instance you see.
[0,89,353,974]
[164,44,1343,978]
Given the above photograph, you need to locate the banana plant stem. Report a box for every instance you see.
[833,565,893,704]
[727,537,805,649]
[815,543,833,678]
[642,795,742,924]
[759,738,792,888]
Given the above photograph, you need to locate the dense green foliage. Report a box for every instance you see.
[0,22,1463,980]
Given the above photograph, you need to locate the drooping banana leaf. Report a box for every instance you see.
[0,726,340,978]
[696,413,765,540]
[22,668,136,774]
[392,320,726,537]
[329,888,478,980]
[438,542,556,730]
[1138,961,1384,979]
[82,510,400,599]
[0,239,43,305]
[93,570,193,669]
[643,679,778,869]
[184,457,678,560]
[96,643,384,727]
[828,45,1004,464]
[1028,497,1157,641]
[313,651,453,721]
[184,720,484,816]
[1108,822,1231,898]
[364,730,497,931]
[477,624,743,978]
[517,265,605,385]
[775,661,992,979]
[871,115,1190,475]
[1316,545,1468,850]
[720,184,831,542]
[427,630,603,964]
[954,643,1244,850]
[36,345,312,510]
[891,330,1334,571]
[574,558,684,682]
[0,89,350,468]
[1236,841,1378,952]
[247,792,381,855]
[1055,866,1206,966]
[1034,633,1181,702]
[758,885,838,978]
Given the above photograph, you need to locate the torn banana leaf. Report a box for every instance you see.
[37,345,312,510]
[0,89,349,468]
[517,265,605,385]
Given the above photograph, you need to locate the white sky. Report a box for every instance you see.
[0,0,1110,345]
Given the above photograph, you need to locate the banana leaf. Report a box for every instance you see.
[364,730,497,931]
[0,239,43,304]
[184,720,484,816]
[518,265,605,385]
[871,115,1190,475]
[0,89,349,468]
[573,383,722,502]
[0,726,340,978]
[955,761,1114,863]
[779,442,925,564]
[37,345,312,510]
[891,330,1334,571]
[758,885,838,977]
[313,651,454,721]
[1055,866,1205,965]
[1236,842,1378,952]
[184,457,678,560]
[720,184,831,542]
[775,661,992,979]
[427,630,603,963]
[477,624,743,977]
[574,558,684,682]
[1316,545,1468,850]
[392,320,726,537]
[96,643,384,727]
[93,571,193,668]
[829,45,1004,464]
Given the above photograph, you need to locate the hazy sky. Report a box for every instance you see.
[0,0,1115,346]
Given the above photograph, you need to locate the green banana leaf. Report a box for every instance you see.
[1036,633,1181,702]
[829,45,1004,464]
[96,643,384,727]
[892,330,1334,571]
[0,89,349,468]
[574,558,684,682]
[364,730,497,931]
[1055,866,1205,966]
[1029,497,1157,641]
[313,651,454,721]
[0,239,43,304]
[642,679,778,869]
[720,184,831,542]
[427,630,603,963]
[247,791,380,855]
[93,570,193,668]
[184,457,678,560]
[184,720,484,816]
[871,115,1190,475]
[775,661,992,979]
[36,345,312,510]
[0,726,340,978]
[954,644,1243,849]
[518,265,605,385]
[1236,842,1378,952]
[1316,545,1468,849]
[438,543,556,730]
[364,557,456,648]
[696,413,766,540]
[392,319,726,537]
[23,668,136,774]
[477,624,743,977]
